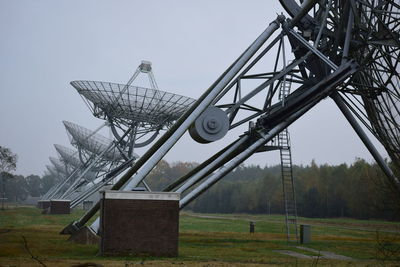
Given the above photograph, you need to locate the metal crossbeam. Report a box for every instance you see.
[63,1,400,239]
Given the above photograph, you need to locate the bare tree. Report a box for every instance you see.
[0,146,17,209]
[0,146,17,173]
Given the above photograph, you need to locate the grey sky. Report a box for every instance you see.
[0,0,387,176]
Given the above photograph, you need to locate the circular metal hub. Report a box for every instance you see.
[189,106,229,144]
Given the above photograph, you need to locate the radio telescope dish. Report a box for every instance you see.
[70,81,195,127]
[71,61,195,158]
[49,157,70,176]
[350,3,400,170]
[54,143,107,173]
[46,165,58,177]
[46,122,126,201]
[64,3,400,241]
[54,144,82,169]
[47,118,144,204]
[63,121,126,162]
[280,0,400,170]
[50,61,186,205]
[56,61,195,207]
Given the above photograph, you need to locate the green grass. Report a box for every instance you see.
[0,207,86,228]
[0,207,399,266]
[180,212,400,260]
[191,212,400,230]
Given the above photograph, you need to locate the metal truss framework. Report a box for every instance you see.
[44,122,129,203]
[64,0,399,240]
[45,61,195,209]
[49,156,72,177]
[63,121,134,208]
[54,143,106,200]
[55,144,85,169]
[70,61,195,156]
[64,121,123,162]
[43,156,77,200]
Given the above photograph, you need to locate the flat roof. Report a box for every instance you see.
[50,199,71,202]
[101,190,180,201]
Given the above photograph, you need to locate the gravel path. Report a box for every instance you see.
[273,246,353,260]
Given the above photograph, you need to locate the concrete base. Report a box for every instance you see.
[100,191,180,257]
[60,221,82,235]
[68,226,100,245]
[37,200,50,209]
[42,199,71,214]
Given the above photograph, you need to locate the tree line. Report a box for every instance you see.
[0,146,58,203]
[0,173,58,202]
[1,144,399,220]
[146,159,400,221]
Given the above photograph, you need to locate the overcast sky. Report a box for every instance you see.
[0,0,388,176]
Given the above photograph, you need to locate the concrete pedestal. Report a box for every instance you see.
[100,191,180,257]
[49,199,70,214]
[37,200,50,209]
[67,226,100,245]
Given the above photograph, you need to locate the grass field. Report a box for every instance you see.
[0,207,399,266]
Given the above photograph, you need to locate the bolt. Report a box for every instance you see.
[207,119,218,129]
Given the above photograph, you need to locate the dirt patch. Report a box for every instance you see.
[0,228,11,234]
[274,250,313,259]
[274,246,353,261]
[296,246,353,260]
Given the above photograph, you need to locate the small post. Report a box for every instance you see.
[1,176,5,210]
[300,224,311,244]
[249,221,255,234]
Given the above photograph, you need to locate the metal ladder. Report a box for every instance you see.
[278,73,299,243]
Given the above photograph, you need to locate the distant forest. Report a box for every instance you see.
[146,159,400,221]
[1,158,399,221]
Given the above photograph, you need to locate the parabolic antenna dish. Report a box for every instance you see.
[46,165,58,177]
[54,144,82,168]
[350,1,400,168]
[49,157,69,175]
[63,121,128,161]
[280,0,400,168]
[70,81,196,127]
